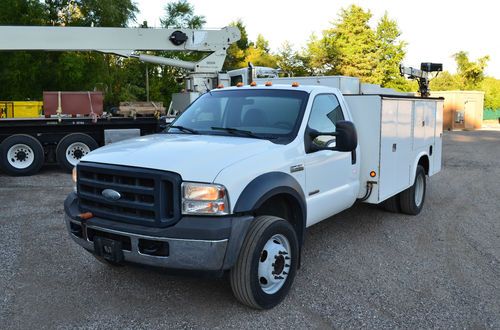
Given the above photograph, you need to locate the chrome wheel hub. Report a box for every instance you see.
[7,144,34,169]
[415,174,424,207]
[66,142,90,166]
[258,234,291,294]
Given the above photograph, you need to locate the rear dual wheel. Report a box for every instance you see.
[383,165,426,215]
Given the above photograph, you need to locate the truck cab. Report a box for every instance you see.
[65,83,442,309]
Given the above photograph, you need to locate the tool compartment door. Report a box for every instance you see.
[379,99,412,201]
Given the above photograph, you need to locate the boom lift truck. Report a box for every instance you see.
[0,25,240,175]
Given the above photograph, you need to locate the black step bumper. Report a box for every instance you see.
[64,192,253,271]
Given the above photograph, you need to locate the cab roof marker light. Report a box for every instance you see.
[291,82,300,87]
[250,81,257,86]
[236,82,244,87]
[265,81,273,86]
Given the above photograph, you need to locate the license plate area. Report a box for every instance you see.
[94,236,124,263]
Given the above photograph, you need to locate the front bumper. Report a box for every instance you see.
[64,193,252,271]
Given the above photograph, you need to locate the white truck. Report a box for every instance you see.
[65,71,444,309]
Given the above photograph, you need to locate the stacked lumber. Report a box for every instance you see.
[118,102,166,117]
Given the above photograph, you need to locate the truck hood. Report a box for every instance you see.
[81,133,279,182]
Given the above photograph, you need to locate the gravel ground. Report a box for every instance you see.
[0,129,499,329]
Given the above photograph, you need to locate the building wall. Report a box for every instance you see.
[430,91,484,130]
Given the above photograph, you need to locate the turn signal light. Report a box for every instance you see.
[79,212,93,220]
[370,171,377,178]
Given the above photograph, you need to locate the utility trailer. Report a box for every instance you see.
[0,117,162,176]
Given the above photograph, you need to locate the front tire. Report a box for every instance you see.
[399,165,426,215]
[230,215,299,309]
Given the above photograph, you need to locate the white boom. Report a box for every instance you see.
[0,25,240,93]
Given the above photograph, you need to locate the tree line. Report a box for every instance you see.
[0,0,498,110]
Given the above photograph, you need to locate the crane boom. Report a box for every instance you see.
[0,25,239,55]
[0,25,240,74]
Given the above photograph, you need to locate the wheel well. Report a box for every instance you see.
[254,193,304,246]
[418,155,430,174]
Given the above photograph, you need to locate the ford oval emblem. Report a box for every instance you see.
[102,189,121,201]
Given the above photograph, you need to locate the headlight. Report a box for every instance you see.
[182,182,229,215]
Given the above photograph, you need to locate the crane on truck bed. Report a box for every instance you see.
[0,25,240,176]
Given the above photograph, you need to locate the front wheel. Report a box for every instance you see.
[230,215,299,309]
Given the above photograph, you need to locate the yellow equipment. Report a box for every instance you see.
[0,101,43,118]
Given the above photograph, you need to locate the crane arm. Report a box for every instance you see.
[0,26,240,72]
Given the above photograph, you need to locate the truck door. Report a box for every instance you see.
[304,93,359,227]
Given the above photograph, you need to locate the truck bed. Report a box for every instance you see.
[345,95,443,204]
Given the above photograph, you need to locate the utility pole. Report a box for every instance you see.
[146,63,150,102]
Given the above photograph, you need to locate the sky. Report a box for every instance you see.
[135,0,499,78]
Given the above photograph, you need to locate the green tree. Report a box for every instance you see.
[303,33,335,75]
[160,0,205,28]
[375,13,409,90]
[429,71,461,91]
[453,51,490,89]
[322,5,379,82]
[276,41,309,77]
[0,0,49,100]
[482,77,500,110]
[223,19,250,70]
[242,34,277,68]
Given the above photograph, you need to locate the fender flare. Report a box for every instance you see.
[411,152,430,183]
[233,172,307,244]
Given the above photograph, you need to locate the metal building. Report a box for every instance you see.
[430,91,484,130]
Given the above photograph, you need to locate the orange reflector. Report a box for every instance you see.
[79,212,93,220]
[236,82,244,87]
[265,81,273,86]
[291,82,300,87]
[370,171,377,178]
[216,84,224,88]
[250,81,257,86]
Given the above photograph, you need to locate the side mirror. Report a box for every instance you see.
[308,120,357,152]
[334,120,357,152]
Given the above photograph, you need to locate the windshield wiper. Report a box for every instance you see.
[168,125,199,134]
[211,127,276,139]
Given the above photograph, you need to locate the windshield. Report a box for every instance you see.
[168,89,309,143]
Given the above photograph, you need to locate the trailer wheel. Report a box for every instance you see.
[230,215,298,309]
[0,134,44,176]
[56,133,98,172]
[399,165,426,215]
